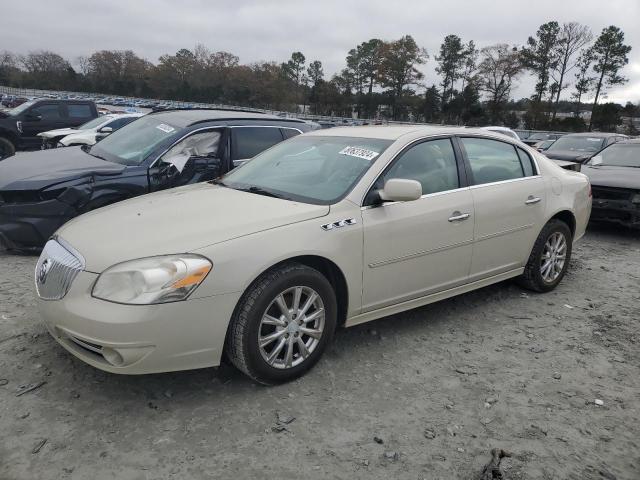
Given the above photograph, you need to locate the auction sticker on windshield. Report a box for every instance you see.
[156,123,175,134]
[339,146,380,161]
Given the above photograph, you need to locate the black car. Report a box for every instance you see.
[521,132,563,147]
[582,139,640,228]
[0,99,98,159]
[0,109,316,250]
[544,132,629,164]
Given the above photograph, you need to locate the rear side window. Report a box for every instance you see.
[67,104,93,119]
[31,104,62,121]
[231,127,284,160]
[461,137,524,185]
[516,147,536,176]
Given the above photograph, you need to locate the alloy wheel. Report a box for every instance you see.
[540,231,567,283]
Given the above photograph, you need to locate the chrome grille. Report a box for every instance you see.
[35,239,85,300]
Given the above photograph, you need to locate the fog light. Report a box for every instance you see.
[102,347,124,367]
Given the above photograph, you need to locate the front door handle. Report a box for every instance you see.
[525,196,541,205]
[448,211,470,222]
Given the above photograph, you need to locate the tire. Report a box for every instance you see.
[0,137,15,160]
[517,219,573,293]
[226,262,337,384]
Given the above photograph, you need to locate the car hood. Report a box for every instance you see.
[0,147,124,191]
[544,150,592,161]
[57,183,331,272]
[38,127,79,139]
[582,165,640,190]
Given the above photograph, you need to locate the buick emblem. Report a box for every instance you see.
[38,258,52,285]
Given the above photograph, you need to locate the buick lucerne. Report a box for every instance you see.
[35,126,592,383]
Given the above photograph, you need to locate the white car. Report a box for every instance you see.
[38,113,144,148]
[35,126,591,384]
[481,126,521,141]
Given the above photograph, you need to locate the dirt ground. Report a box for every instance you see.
[1,223,639,480]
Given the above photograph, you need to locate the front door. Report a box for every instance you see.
[361,137,474,312]
[20,103,66,148]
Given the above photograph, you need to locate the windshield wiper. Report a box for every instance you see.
[239,185,289,200]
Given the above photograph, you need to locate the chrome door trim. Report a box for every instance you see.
[475,224,534,242]
[368,238,474,269]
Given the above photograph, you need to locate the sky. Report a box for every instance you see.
[1,0,639,103]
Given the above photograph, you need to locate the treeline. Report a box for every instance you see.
[0,22,637,132]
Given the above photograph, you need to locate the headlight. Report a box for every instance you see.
[92,254,212,305]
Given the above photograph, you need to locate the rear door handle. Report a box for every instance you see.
[525,196,541,205]
[448,211,470,222]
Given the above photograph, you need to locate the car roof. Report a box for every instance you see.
[146,109,306,128]
[563,132,624,138]
[305,125,509,141]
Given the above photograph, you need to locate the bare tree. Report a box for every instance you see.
[477,44,522,123]
[550,22,593,120]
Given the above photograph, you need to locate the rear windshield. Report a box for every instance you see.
[547,136,605,153]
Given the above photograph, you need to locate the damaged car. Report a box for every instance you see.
[34,127,591,383]
[582,139,640,228]
[0,109,316,250]
[544,132,628,164]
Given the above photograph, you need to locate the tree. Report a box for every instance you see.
[591,102,622,132]
[20,50,75,90]
[571,49,595,117]
[477,44,522,123]
[520,21,560,126]
[588,26,632,130]
[379,35,428,120]
[436,34,466,104]
[423,85,441,123]
[550,22,592,120]
[307,60,324,85]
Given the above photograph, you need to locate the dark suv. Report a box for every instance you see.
[0,109,316,250]
[0,99,98,159]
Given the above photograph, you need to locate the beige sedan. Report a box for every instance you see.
[35,126,591,383]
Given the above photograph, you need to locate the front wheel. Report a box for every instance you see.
[517,219,573,292]
[225,263,337,384]
[0,137,15,160]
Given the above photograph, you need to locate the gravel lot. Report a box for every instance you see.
[1,224,639,480]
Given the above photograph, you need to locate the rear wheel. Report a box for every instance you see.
[0,137,15,160]
[518,219,573,292]
[226,263,337,384]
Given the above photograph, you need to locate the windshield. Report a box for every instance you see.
[7,100,36,117]
[591,143,640,167]
[222,136,393,204]
[547,136,605,153]
[90,115,180,166]
[78,116,110,130]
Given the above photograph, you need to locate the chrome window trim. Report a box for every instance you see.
[468,175,542,190]
[228,125,304,134]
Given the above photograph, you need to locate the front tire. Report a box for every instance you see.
[226,262,337,384]
[518,219,573,292]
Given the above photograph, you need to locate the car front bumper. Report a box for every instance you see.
[591,199,640,227]
[0,199,77,250]
[38,271,241,374]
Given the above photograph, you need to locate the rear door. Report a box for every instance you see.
[65,103,96,127]
[458,136,547,281]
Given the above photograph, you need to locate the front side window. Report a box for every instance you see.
[161,130,222,161]
[461,137,525,185]
[379,138,459,196]
[231,127,284,160]
[31,104,62,121]
[222,136,392,204]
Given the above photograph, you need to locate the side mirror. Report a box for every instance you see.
[99,126,113,134]
[590,155,603,166]
[378,178,422,202]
